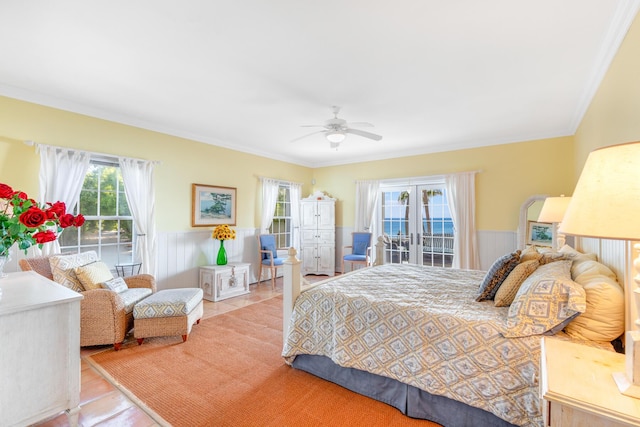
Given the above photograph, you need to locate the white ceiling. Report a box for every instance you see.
[0,1,638,167]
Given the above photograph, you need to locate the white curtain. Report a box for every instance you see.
[445,171,480,270]
[120,158,157,276]
[355,180,380,232]
[289,182,302,251]
[260,178,280,233]
[38,145,91,255]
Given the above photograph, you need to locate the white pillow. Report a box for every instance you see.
[563,260,624,342]
[558,244,598,278]
[101,277,129,293]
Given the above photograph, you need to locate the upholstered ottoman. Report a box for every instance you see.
[133,288,204,344]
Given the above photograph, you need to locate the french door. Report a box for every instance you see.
[380,183,453,267]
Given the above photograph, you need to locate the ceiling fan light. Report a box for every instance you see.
[326,131,346,143]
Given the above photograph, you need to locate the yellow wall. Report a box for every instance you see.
[574,12,640,173]
[0,97,313,231]
[314,136,574,231]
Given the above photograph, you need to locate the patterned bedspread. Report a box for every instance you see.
[282,264,543,427]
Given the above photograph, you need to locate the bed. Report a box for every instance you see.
[281,239,629,427]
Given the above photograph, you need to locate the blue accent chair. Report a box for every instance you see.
[257,234,285,289]
[342,232,373,273]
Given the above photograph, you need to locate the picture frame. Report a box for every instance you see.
[527,220,553,246]
[191,184,236,227]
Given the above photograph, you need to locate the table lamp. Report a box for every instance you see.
[559,141,640,398]
[537,195,572,249]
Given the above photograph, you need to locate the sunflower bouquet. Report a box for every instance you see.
[212,224,236,241]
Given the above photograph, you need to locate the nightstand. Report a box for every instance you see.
[540,337,640,427]
[199,263,250,302]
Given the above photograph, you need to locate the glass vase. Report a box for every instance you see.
[0,254,9,279]
[217,240,228,265]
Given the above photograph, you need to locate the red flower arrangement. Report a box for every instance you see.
[0,183,85,256]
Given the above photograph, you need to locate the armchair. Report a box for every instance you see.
[257,234,286,289]
[342,232,373,273]
[19,254,156,350]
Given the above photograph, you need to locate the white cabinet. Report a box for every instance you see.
[199,263,250,302]
[300,193,336,276]
[0,271,82,426]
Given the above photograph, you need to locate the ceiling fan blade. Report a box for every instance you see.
[346,122,374,128]
[345,128,383,141]
[290,130,326,143]
[300,124,326,128]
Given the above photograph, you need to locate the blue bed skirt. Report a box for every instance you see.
[292,354,518,427]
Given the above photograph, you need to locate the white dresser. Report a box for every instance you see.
[0,271,83,426]
[199,263,251,302]
[300,193,336,276]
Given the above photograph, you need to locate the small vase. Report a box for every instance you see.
[0,254,9,279]
[217,240,228,265]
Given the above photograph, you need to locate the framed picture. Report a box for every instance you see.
[191,184,236,227]
[527,221,553,246]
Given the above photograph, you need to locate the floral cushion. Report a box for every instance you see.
[476,250,521,301]
[504,260,586,338]
[494,259,539,307]
[134,288,203,319]
[74,261,114,290]
[49,251,99,292]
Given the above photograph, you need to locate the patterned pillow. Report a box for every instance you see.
[49,251,99,292]
[494,259,539,307]
[504,260,586,338]
[476,250,521,301]
[519,245,542,263]
[101,277,128,293]
[74,261,114,290]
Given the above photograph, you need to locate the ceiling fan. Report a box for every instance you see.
[291,106,383,149]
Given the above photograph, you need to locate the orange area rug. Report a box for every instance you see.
[87,296,440,427]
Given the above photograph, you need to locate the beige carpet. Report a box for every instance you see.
[87,296,440,427]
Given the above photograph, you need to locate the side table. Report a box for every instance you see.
[115,262,142,277]
[199,263,250,302]
[540,336,640,426]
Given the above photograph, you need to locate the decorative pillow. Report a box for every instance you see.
[49,251,100,292]
[101,277,128,293]
[538,250,568,265]
[558,244,598,277]
[74,261,114,291]
[476,250,521,301]
[563,259,624,342]
[494,259,539,307]
[520,245,542,263]
[504,260,586,338]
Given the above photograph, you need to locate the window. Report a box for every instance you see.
[269,184,292,248]
[59,161,135,268]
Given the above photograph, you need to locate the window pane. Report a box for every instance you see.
[80,219,100,245]
[119,220,133,243]
[80,189,98,216]
[119,190,131,216]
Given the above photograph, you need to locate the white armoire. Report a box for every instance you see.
[300,192,336,276]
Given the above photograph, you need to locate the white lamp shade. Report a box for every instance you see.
[538,196,572,223]
[559,141,640,240]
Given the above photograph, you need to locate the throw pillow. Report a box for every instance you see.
[558,244,598,278]
[504,260,586,338]
[520,245,542,263]
[49,251,100,292]
[74,261,114,291]
[101,277,129,293]
[476,250,521,301]
[494,259,539,307]
[563,259,624,342]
